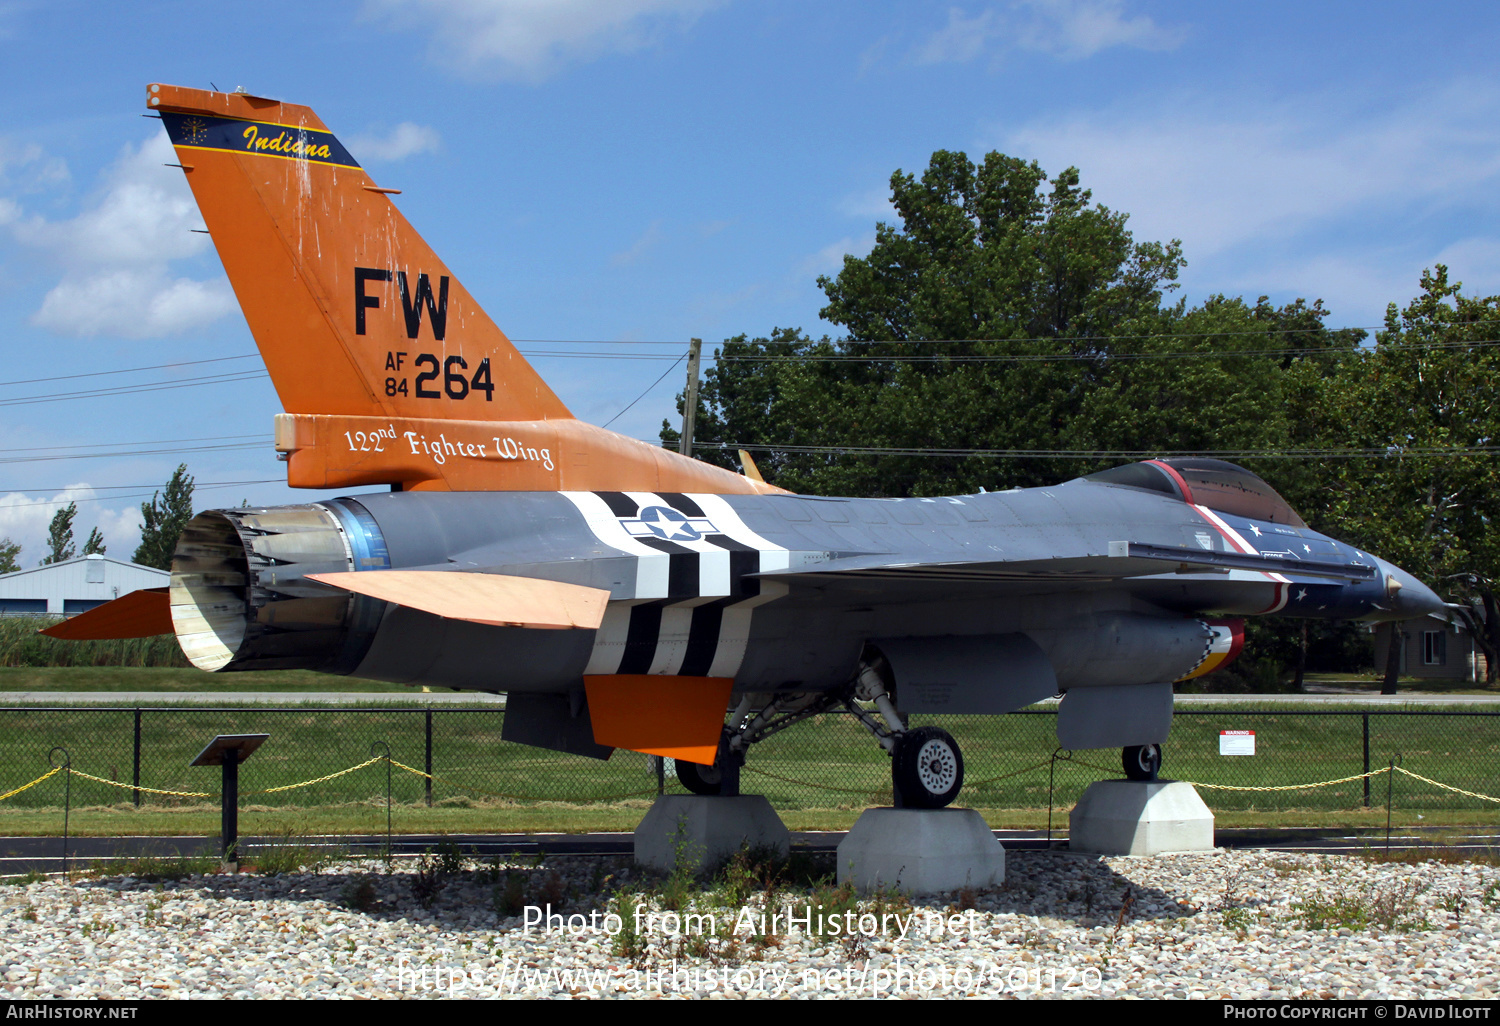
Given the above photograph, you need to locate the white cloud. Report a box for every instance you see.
[346,122,441,162]
[837,186,896,222]
[0,485,135,568]
[0,138,68,192]
[366,0,722,82]
[912,1,1183,66]
[995,84,1500,258]
[799,233,876,278]
[913,7,996,65]
[611,220,663,267]
[31,270,236,338]
[987,83,1500,325]
[1015,0,1184,59]
[11,133,203,265]
[6,131,235,338]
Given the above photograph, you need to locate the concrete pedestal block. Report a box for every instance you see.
[633,795,789,874]
[1068,780,1214,855]
[836,807,1005,895]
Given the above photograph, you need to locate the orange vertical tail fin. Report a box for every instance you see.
[150,83,782,496]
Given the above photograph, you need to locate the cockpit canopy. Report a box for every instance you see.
[1082,458,1307,528]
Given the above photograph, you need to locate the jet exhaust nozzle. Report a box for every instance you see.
[169,500,388,672]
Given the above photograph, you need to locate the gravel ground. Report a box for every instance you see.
[2,847,1498,999]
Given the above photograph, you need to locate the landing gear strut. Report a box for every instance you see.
[1122,743,1163,781]
[696,653,967,809]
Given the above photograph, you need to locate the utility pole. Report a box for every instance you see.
[679,337,702,458]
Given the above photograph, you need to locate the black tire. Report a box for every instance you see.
[676,757,724,797]
[892,726,964,809]
[1122,744,1163,781]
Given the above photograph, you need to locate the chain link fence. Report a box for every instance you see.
[1,704,1498,816]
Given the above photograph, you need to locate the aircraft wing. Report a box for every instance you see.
[756,542,1378,585]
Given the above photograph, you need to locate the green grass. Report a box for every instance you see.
[0,705,1496,834]
[0,666,415,693]
[0,617,187,668]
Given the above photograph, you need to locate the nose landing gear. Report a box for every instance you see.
[1122,743,1163,781]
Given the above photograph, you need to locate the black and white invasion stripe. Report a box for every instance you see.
[562,492,789,678]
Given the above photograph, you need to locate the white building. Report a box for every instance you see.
[0,554,169,616]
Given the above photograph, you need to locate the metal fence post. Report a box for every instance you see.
[48,748,71,875]
[1362,713,1371,809]
[424,710,433,808]
[370,741,392,862]
[132,708,142,808]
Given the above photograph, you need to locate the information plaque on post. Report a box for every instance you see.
[190,734,269,869]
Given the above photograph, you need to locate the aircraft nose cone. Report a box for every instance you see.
[1378,560,1446,621]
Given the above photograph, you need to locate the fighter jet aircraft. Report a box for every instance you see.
[50,85,1446,810]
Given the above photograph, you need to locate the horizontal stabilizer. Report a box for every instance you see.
[39,588,171,640]
[584,674,733,763]
[306,571,610,629]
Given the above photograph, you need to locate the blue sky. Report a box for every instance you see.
[0,0,1496,562]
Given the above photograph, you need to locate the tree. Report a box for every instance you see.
[0,538,19,575]
[1320,267,1500,689]
[41,503,77,565]
[82,527,105,556]
[133,464,195,570]
[670,151,1187,497]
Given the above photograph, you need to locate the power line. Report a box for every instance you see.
[0,371,268,408]
[0,433,266,454]
[0,442,270,466]
[601,352,688,429]
[0,480,284,509]
[0,354,262,388]
[707,442,1500,461]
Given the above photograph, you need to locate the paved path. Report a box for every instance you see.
[0,691,505,706]
[0,691,1494,706]
[5,826,1498,875]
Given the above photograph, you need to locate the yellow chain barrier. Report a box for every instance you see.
[1185,767,1392,793]
[67,769,212,798]
[965,757,1060,788]
[1394,766,1500,805]
[0,767,61,803]
[23,754,1500,812]
[246,756,386,795]
[742,765,890,795]
[385,757,657,803]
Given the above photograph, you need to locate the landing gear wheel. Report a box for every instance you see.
[892,726,964,809]
[1122,744,1163,782]
[676,758,724,796]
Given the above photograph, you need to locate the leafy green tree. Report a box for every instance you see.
[40,503,77,565]
[1321,267,1500,688]
[133,464,195,570]
[82,527,105,556]
[0,537,19,574]
[669,151,1186,496]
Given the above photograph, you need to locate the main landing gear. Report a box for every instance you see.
[676,654,966,809]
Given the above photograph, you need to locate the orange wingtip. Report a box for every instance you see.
[583,674,733,763]
[39,588,172,640]
[306,570,610,629]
